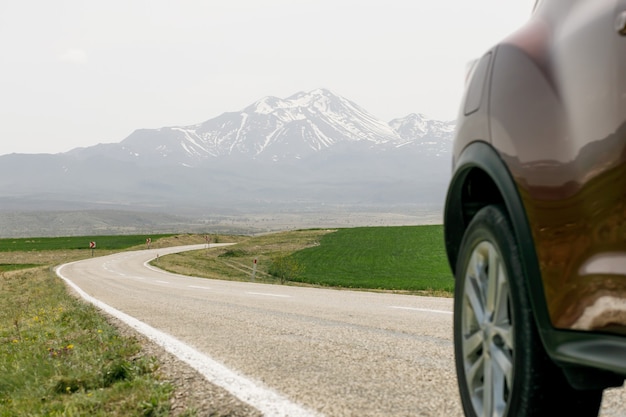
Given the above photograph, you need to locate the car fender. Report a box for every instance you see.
[444,141,553,345]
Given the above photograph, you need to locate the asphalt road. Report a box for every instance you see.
[56,244,626,417]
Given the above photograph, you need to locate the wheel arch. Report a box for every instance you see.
[444,141,552,336]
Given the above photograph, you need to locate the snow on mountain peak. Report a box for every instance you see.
[389,113,455,142]
[251,89,337,115]
[113,89,454,166]
[251,96,289,115]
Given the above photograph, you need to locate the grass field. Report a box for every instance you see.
[290,225,453,293]
[156,225,454,295]
[0,234,176,252]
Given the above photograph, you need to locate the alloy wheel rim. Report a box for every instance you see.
[461,241,514,417]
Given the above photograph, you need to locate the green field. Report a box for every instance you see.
[290,225,453,292]
[0,234,175,252]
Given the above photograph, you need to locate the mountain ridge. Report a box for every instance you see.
[60,89,452,165]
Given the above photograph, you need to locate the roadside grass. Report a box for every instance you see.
[0,234,212,417]
[151,229,331,284]
[152,230,326,283]
[155,225,453,296]
[0,266,173,416]
[0,264,39,272]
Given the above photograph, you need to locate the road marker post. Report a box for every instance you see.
[251,258,257,281]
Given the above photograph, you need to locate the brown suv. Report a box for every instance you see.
[444,1,626,416]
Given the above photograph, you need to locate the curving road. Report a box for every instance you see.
[56,245,625,417]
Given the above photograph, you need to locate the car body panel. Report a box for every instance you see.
[445,0,626,381]
[452,0,626,334]
[495,0,626,333]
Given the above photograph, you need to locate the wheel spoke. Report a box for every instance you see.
[465,250,486,324]
[495,324,513,351]
[489,249,512,417]
[479,347,510,417]
[483,355,494,417]
[465,353,484,392]
[463,329,483,359]
[493,262,511,328]
[465,278,485,325]
[492,344,513,396]
[486,244,500,314]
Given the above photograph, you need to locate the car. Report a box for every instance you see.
[443,0,626,416]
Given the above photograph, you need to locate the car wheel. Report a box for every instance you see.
[453,205,602,417]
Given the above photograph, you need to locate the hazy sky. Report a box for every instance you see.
[0,0,534,156]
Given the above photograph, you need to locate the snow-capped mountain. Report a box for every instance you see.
[0,89,455,220]
[389,113,455,156]
[76,89,450,167]
[390,113,455,141]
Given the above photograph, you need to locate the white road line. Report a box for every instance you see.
[56,262,322,417]
[389,306,453,315]
[103,263,124,276]
[144,260,169,274]
[246,292,291,298]
[188,285,211,290]
[156,280,170,284]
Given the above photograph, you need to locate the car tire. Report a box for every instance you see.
[453,205,603,417]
